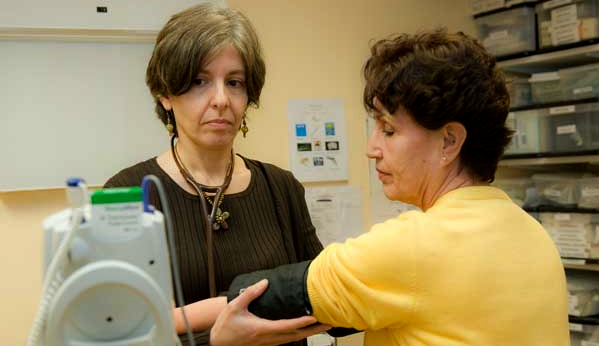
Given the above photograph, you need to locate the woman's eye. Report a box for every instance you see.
[382,125,394,136]
[192,78,207,86]
[228,79,245,88]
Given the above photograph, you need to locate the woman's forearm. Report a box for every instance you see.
[174,296,228,334]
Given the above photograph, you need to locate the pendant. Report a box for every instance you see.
[212,207,230,230]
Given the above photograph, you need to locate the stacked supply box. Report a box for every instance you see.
[506,75,533,107]
[569,321,599,346]
[568,271,599,316]
[533,173,580,206]
[494,178,534,206]
[537,0,599,49]
[505,101,599,155]
[504,109,552,155]
[540,212,599,258]
[475,4,537,57]
[579,177,599,208]
[560,63,599,100]
[548,102,599,153]
[529,71,563,104]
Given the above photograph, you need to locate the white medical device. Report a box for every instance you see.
[27,176,193,346]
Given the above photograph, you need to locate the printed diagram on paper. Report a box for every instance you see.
[305,186,363,246]
[288,99,348,182]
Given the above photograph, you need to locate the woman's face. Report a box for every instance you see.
[160,45,248,149]
[367,100,443,205]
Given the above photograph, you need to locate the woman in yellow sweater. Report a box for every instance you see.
[210,29,570,346]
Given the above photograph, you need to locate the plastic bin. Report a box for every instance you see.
[493,178,534,206]
[540,212,599,258]
[578,177,599,208]
[529,71,563,104]
[472,0,538,14]
[560,63,599,100]
[532,173,580,206]
[475,5,537,57]
[472,0,506,15]
[570,322,599,346]
[545,102,599,153]
[504,109,551,154]
[567,271,599,315]
[506,76,532,107]
[536,0,599,48]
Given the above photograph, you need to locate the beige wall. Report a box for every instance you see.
[1,1,473,345]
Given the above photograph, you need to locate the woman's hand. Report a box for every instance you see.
[210,279,331,346]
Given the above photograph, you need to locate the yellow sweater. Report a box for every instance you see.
[307,186,569,346]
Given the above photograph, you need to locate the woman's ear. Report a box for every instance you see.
[441,122,467,165]
[158,95,172,111]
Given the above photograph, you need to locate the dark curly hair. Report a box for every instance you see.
[363,28,512,183]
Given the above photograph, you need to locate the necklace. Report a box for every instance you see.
[202,191,230,230]
[170,136,234,298]
[171,137,234,231]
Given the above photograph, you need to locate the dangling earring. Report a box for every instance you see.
[166,110,175,136]
[240,115,249,138]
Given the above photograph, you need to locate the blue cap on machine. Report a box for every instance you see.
[66,177,86,187]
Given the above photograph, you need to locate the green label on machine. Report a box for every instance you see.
[91,187,143,204]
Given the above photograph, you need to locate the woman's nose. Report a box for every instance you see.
[366,131,382,159]
[210,82,229,110]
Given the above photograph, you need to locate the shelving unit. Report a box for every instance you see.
[473,1,599,340]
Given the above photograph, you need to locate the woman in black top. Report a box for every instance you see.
[105,3,326,345]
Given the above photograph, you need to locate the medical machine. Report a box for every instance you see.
[27,176,195,346]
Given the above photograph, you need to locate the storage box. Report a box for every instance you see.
[494,178,534,206]
[472,0,538,14]
[529,71,563,104]
[560,63,599,100]
[570,321,599,346]
[567,271,599,315]
[475,5,537,57]
[472,0,506,15]
[504,109,551,154]
[506,76,532,107]
[536,0,599,48]
[578,177,599,208]
[533,174,580,206]
[540,212,599,258]
[546,102,599,153]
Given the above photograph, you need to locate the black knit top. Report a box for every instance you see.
[104,155,323,346]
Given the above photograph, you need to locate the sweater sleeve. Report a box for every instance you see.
[306,215,419,331]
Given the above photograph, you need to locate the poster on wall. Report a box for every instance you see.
[287,99,348,182]
[305,186,363,246]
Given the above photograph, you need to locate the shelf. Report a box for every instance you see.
[564,263,599,271]
[0,27,157,43]
[563,258,599,271]
[509,97,599,112]
[524,206,599,214]
[498,42,599,73]
[499,154,599,166]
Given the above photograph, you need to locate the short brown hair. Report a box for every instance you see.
[363,28,512,183]
[146,3,266,127]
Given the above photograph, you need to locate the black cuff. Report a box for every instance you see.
[327,327,361,337]
[228,260,312,320]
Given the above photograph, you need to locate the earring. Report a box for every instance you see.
[166,110,175,136]
[240,116,249,138]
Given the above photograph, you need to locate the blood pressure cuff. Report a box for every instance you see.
[227,260,360,338]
